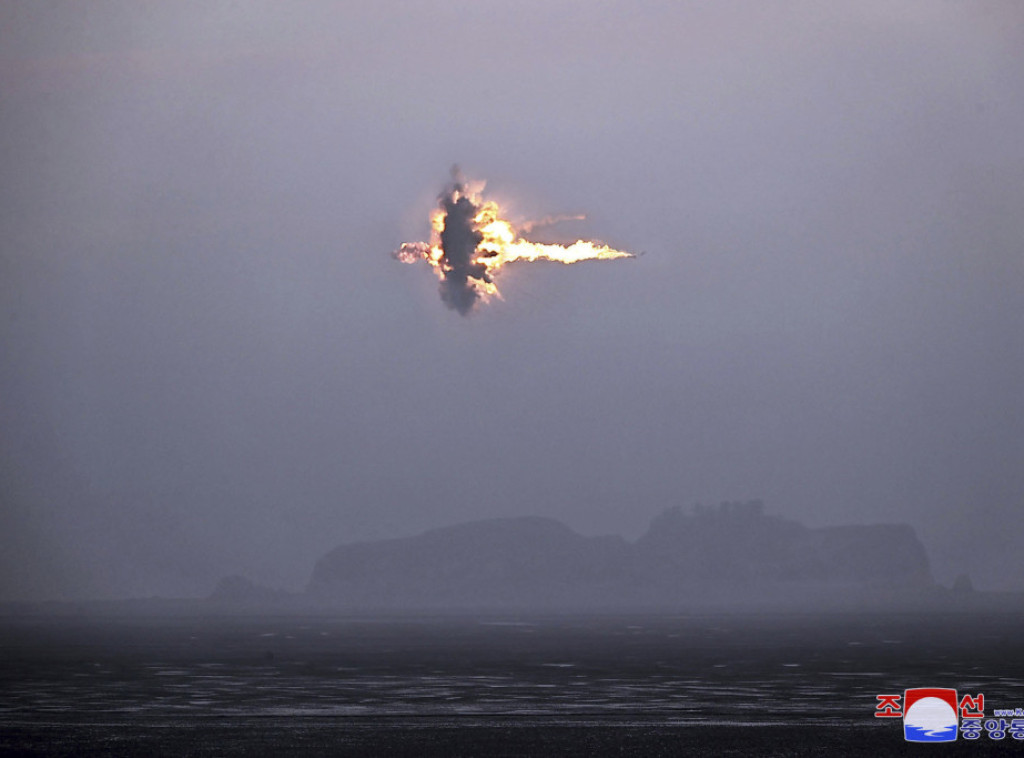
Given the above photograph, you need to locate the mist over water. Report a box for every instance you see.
[2,1,1022,603]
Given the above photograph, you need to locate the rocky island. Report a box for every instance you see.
[305,501,934,611]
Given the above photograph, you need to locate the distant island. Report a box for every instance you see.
[12,501,1016,616]
[294,501,935,611]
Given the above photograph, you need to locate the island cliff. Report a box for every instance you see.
[306,502,933,610]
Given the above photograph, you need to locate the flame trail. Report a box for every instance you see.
[394,170,634,314]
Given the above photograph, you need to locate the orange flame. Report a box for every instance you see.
[395,179,634,311]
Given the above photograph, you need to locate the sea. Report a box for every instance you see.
[1,610,1022,756]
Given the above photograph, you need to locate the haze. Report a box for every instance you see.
[2,1,1021,600]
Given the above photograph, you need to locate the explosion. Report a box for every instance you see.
[394,170,635,314]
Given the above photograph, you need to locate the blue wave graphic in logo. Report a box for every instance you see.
[904,724,957,742]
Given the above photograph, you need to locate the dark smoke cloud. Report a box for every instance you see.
[436,176,491,315]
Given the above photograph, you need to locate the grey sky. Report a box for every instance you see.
[2,1,1022,599]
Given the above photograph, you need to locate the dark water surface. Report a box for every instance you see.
[1,611,1022,755]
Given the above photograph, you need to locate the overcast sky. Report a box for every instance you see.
[2,1,1022,599]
